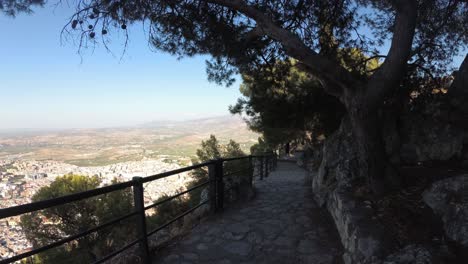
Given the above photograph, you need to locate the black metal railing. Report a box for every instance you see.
[0,154,277,264]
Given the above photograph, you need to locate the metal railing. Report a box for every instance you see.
[0,154,277,264]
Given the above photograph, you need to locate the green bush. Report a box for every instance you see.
[20,175,136,264]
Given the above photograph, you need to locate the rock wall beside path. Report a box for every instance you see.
[304,114,468,263]
[303,119,392,264]
[423,175,468,249]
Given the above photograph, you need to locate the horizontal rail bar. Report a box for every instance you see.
[222,156,251,162]
[92,238,140,264]
[251,155,274,159]
[1,210,139,264]
[0,181,135,219]
[223,167,252,177]
[144,180,210,210]
[147,200,209,237]
[141,161,212,183]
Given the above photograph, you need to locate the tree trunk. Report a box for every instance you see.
[347,100,399,195]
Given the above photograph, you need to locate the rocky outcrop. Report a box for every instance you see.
[423,175,468,248]
[326,189,392,264]
[310,119,393,264]
[314,118,360,206]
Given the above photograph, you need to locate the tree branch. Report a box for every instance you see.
[366,0,418,107]
[242,26,263,42]
[204,0,356,99]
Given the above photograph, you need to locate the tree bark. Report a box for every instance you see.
[347,100,396,194]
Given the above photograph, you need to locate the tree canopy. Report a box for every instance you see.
[191,135,248,184]
[63,0,466,86]
[0,0,44,16]
[250,137,275,155]
[191,135,247,180]
[20,175,135,264]
[230,59,346,148]
[192,135,245,161]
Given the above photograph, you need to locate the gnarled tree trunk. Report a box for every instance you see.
[347,99,400,194]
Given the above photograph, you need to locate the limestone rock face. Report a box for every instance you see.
[383,245,434,264]
[423,175,468,247]
[315,118,360,206]
[311,119,391,264]
[327,189,389,264]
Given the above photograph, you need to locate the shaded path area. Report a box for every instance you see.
[153,161,343,264]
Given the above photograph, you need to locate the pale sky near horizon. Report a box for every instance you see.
[0,4,465,130]
[0,4,242,130]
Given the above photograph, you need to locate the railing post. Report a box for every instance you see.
[132,177,150,264]
[270,155,273,171]
[208,161,217,213]
[215,159,224,212]
[270,156,273,171]
[248,155,253,186]
[260,156,264,180]
[265,156,269,178]
[269,156,272,172]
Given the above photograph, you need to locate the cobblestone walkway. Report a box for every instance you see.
[153,161,343,264]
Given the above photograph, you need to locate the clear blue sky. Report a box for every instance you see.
[0,4,242,130]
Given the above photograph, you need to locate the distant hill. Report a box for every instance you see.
[142,115,257,140]
[0,115,259,166]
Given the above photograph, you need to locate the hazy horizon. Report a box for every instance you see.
[0,114,244,132]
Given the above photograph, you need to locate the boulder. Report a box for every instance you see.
[423,175,468,247]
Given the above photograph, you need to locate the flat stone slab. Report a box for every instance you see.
[153,162,343,264]
[223,241,252,256]
[227,222,250,233]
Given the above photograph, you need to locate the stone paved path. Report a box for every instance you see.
[152,161,343,264]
